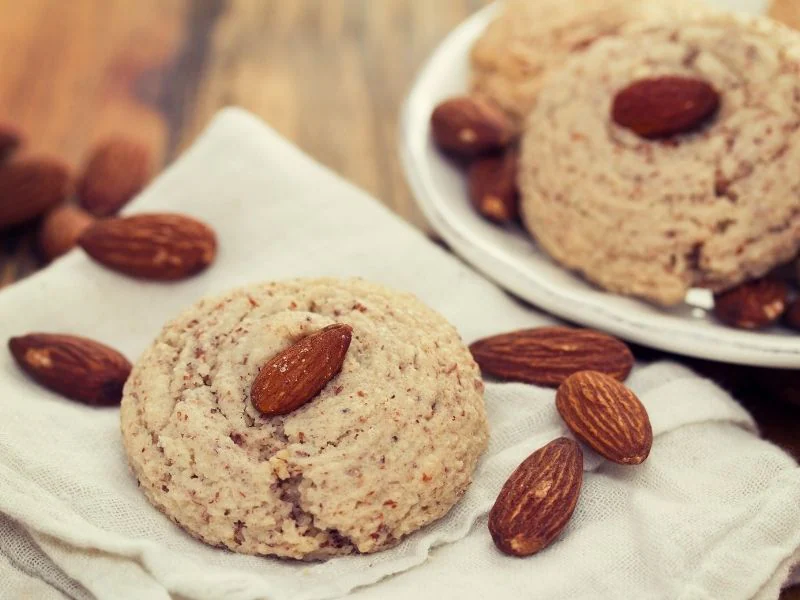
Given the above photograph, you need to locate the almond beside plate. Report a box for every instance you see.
[398,0,800,369]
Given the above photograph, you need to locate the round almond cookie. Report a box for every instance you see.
[470,0,701,127]
[120,278,488,559]
[518,12,800,306]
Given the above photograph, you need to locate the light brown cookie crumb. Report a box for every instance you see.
[120,278,488,559]
[519,13,800,305]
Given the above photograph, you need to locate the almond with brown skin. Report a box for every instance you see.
[8,333,131,406]
[556,371,652,465]
[0,122,22,162]
[0,158,71,230]
[612,76,720,139]
[468,148,519,223]
[469,326,633,388]
[251,323,353,416]
[38,204,96,262]
[78,213,217,280]
[713,278,788,330]
[489,437,583,557]
[431,96,514,157]
[78,137,152,217]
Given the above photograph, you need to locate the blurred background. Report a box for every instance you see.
[1,0,798,284]
[0,0,495,285]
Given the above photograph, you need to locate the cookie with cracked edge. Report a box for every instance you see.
[518,12,800,306]
[120,277,488,559]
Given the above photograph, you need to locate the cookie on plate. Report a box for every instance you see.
[120,278,488,559]
[518,12,800,306]
[470,0,700,127]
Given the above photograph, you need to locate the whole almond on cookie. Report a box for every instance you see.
[251,323,352,416]
[38,204,96,262]
[612,76,719,139]
[469,326,633,387]
[431,96,514,157]
[78,137,152,216]
[8,333,131,405]
[713,278,788,329]
[468,148,519,223]
[0,122,22,162]
[489,437,583,557]
[78,213,217,280]
[0,159,70,230]
[556,371,652,465]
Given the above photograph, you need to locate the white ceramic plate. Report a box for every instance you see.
[399,0,800,368]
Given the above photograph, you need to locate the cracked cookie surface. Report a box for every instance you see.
[519,12,800,306]
[120,278,488,559]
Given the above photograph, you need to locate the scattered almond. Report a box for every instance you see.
[556,371,652,465]
[0,158,71,230]
[469,326,633,388]
[251,323,352,416]
[8,333,131,405]
[431,96,514,157]
[488,437,583,557]
[784,298,800,331]
[78,137,152,217]
[38,204,96,262]
[0,122,22,162]
[713,278,788,330]
[612,76,720,139]
[468,148,519,223]
[78,213,217,280]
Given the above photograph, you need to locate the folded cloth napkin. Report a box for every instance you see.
[0,109,798,600]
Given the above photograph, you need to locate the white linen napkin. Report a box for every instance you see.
[0,109,798,600]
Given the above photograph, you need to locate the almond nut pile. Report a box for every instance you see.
[0,123,217,277]
[431,96,520,224]
[472,326,652,557]
[4,124,220,406]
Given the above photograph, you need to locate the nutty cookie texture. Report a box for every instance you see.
[470,0,699,127]
[120,278,488,559]
[519,13,800,306]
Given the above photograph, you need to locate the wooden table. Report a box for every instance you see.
[0,1,797,597]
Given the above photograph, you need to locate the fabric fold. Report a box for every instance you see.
[0,108,797,600]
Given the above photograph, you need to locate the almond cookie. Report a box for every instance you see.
[519,13,800,306]
[470,0,700,127]
[120,278,488,559]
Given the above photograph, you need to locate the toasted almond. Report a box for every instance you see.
[78,213,217,280]
[8,333,131,405]
[431,96,514,157]
[612,76,719,139]
[713,278,788,330]
[556,371,652,465]
[78,137,152,217]
[251,324,352,416]
[38,204,96,262]
[0,158,70,230]
[468,148,519,223]
[489,437,583,557]
[469,326,633,388]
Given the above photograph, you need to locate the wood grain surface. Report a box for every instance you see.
[0,0,798,597]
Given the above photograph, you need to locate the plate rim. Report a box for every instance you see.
[398,3,800,369]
